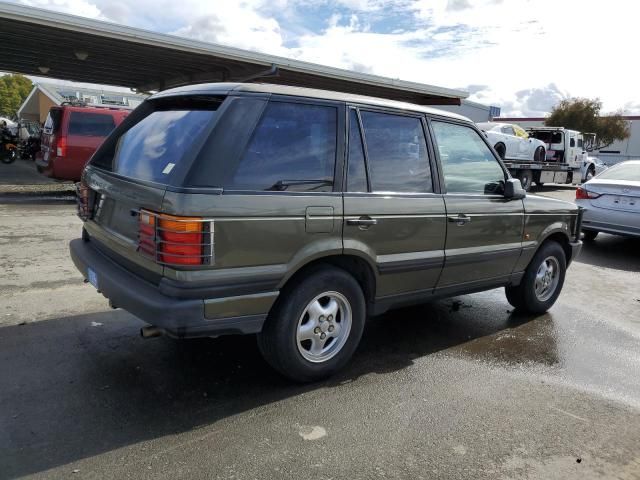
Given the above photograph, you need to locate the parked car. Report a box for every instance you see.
[576,160,640,240]
[477,122,547,162]
[587,156,609,176]
[70,83,582,382]
[36,102,131,181]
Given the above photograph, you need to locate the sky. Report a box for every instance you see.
[9,0,640,116]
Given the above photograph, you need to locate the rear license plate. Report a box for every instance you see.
[87,267,99,289]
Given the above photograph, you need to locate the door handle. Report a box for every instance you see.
[347,217,378,227]
[448,214,471,225]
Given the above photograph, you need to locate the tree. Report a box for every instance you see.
[545,98,629,151]
[0,74,33,119]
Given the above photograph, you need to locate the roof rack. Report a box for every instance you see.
[58,100,136,111]
[61,99,88,107]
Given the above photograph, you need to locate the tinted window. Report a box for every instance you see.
[432,121,505,194]
[347,110,368,192]
[577,138,584,148]
[68,112,116,137]
[43,109,62,134]
[228,102,337,191]
[360,111,432,193]
[570,137,576,147]
[113,109,217,184]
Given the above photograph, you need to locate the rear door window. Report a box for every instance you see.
[68,112,116,137]
[359,110,432,193]
[112,108,218,184]
[226,101,337,192]
[43,109,62,134]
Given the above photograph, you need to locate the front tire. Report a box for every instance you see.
[585,166,596,182]
[257,265,366,382]
[494,143,506,160]
[535,146,545,162]
[583,229,598,241]
[505,241,567,314]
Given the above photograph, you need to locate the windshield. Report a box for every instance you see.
[595,162,640,181]
[111,106,218,184]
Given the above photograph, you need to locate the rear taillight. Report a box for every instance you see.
[76,181,92,221]
[138,210,213,267]
[56,136,67,157]
[576,187,600,200]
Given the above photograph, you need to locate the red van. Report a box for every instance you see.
[36,103,131,181]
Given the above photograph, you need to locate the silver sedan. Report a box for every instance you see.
[576,160,640,240]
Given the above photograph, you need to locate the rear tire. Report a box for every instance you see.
[257,265,366,382]
[535,146,545,162]
[494,143,506,160]
[505,241,567,314]
[516,169,533,192]
[583,230,598,241]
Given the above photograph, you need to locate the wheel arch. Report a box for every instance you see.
[277,253,377,308]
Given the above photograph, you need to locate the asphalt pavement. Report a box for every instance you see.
[1,187,640,479]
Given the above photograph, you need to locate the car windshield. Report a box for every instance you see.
[595,162,640,181]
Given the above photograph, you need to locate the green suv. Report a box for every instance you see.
[70,83,582,381]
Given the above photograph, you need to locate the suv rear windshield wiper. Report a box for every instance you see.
[266,179,333,192]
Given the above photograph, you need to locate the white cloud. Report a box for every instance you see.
[171,4,284,54]
[20,0,104,18]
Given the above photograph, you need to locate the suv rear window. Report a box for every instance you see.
[43,109,62,134]
[68,112,116,137]
[110,101,220,184]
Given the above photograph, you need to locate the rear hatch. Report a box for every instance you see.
[587,180,640,214]
[80,95,224,277]
[66,109,118,164]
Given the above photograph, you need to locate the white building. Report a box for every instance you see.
[496,116,640,165]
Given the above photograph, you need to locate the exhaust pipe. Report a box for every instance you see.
[140,325,164,338]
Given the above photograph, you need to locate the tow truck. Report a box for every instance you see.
[502,127,597,191]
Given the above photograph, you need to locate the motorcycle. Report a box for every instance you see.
[0,128,18,164]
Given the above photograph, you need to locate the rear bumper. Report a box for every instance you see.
[69,238,276,337]
[35,155,83,181]
[579,202,640,238]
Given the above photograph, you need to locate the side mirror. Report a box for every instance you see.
[504,178,526,200]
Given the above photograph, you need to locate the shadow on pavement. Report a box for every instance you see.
[0,295,542,479]
[576,233,640,273]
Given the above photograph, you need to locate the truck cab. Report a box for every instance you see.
[528,127,585,168]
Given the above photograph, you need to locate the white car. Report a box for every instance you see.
[477,122,547,162]
[587,156,608,176]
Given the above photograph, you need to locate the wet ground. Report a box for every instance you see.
[1,190,640,479]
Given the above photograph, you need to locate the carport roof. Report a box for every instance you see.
[0,3,467,106]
